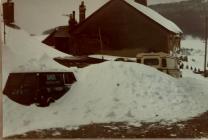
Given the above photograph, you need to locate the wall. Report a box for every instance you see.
[72,0,170,56]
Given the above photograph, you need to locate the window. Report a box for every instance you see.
[47,74,56,81]
[143,58,159,66]
[137,59,141,63]
[64,73,76,84]
[162,59,167,67]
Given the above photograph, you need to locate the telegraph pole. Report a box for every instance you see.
[0,0,2,92]
[98,28,103,53]
[204,16,208,77]
[98,27,104,60]
[3,20,6,44]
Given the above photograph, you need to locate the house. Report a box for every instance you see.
[43,0,183,57]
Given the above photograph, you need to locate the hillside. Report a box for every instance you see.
[151,0,208,38]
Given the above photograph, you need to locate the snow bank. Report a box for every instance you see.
[5,26,69,58]
[2,27,72,88]
[4,61,208,137]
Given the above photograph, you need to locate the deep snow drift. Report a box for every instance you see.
[3,27,208,137]
[2,27,72,88]
[3,61,208,137]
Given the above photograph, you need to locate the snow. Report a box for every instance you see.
[125,0,182,34]
[2,15,208,138]
[89,54,136,61]
[182,36,205,50]
[5,27,69,58]
[3,27,208,137]
[2,27,72,88]
[32,35,48,42]
[180,36,207,79]
[3,61,208,137]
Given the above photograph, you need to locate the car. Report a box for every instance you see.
[136,52,182,78]
[3,72,77,107]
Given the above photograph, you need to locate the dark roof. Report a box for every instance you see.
[54,26,70,38]
[42,26,71,46]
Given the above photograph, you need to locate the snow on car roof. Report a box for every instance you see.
[136,52,170,57]
[124,0,183,34]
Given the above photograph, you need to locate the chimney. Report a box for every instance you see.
[3,0,14,24]
[72,11,75,20]
[79,1,86,23]
[134,0,147,6]
[68,12,77,32]
[69,14,73,21]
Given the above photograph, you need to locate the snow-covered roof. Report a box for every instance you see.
[74,0,182,34]
[124,0,182,34]
[136,52,171,58]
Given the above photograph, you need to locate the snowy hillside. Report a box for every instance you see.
[180,36,208,79]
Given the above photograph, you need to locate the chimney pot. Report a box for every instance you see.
[69,14,73,20]
[68,12,77,32]
[73,11,75,19]
[79,1,86,23]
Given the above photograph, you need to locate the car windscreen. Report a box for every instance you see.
[143,58,159,66]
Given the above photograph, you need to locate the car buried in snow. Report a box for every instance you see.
[136,52,182,78]
[3,72,77,107]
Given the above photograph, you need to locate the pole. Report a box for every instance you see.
[0,1,3,131]
[3,21,6,44]
[98,27,103,52]
[0,2,2,93]
[204,16,208,77]
[98,27,104,60]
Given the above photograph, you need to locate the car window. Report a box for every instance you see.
[47,74,56,81]
[162,59,167,67]
[137,59,141,63]
[143,58,159,66]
